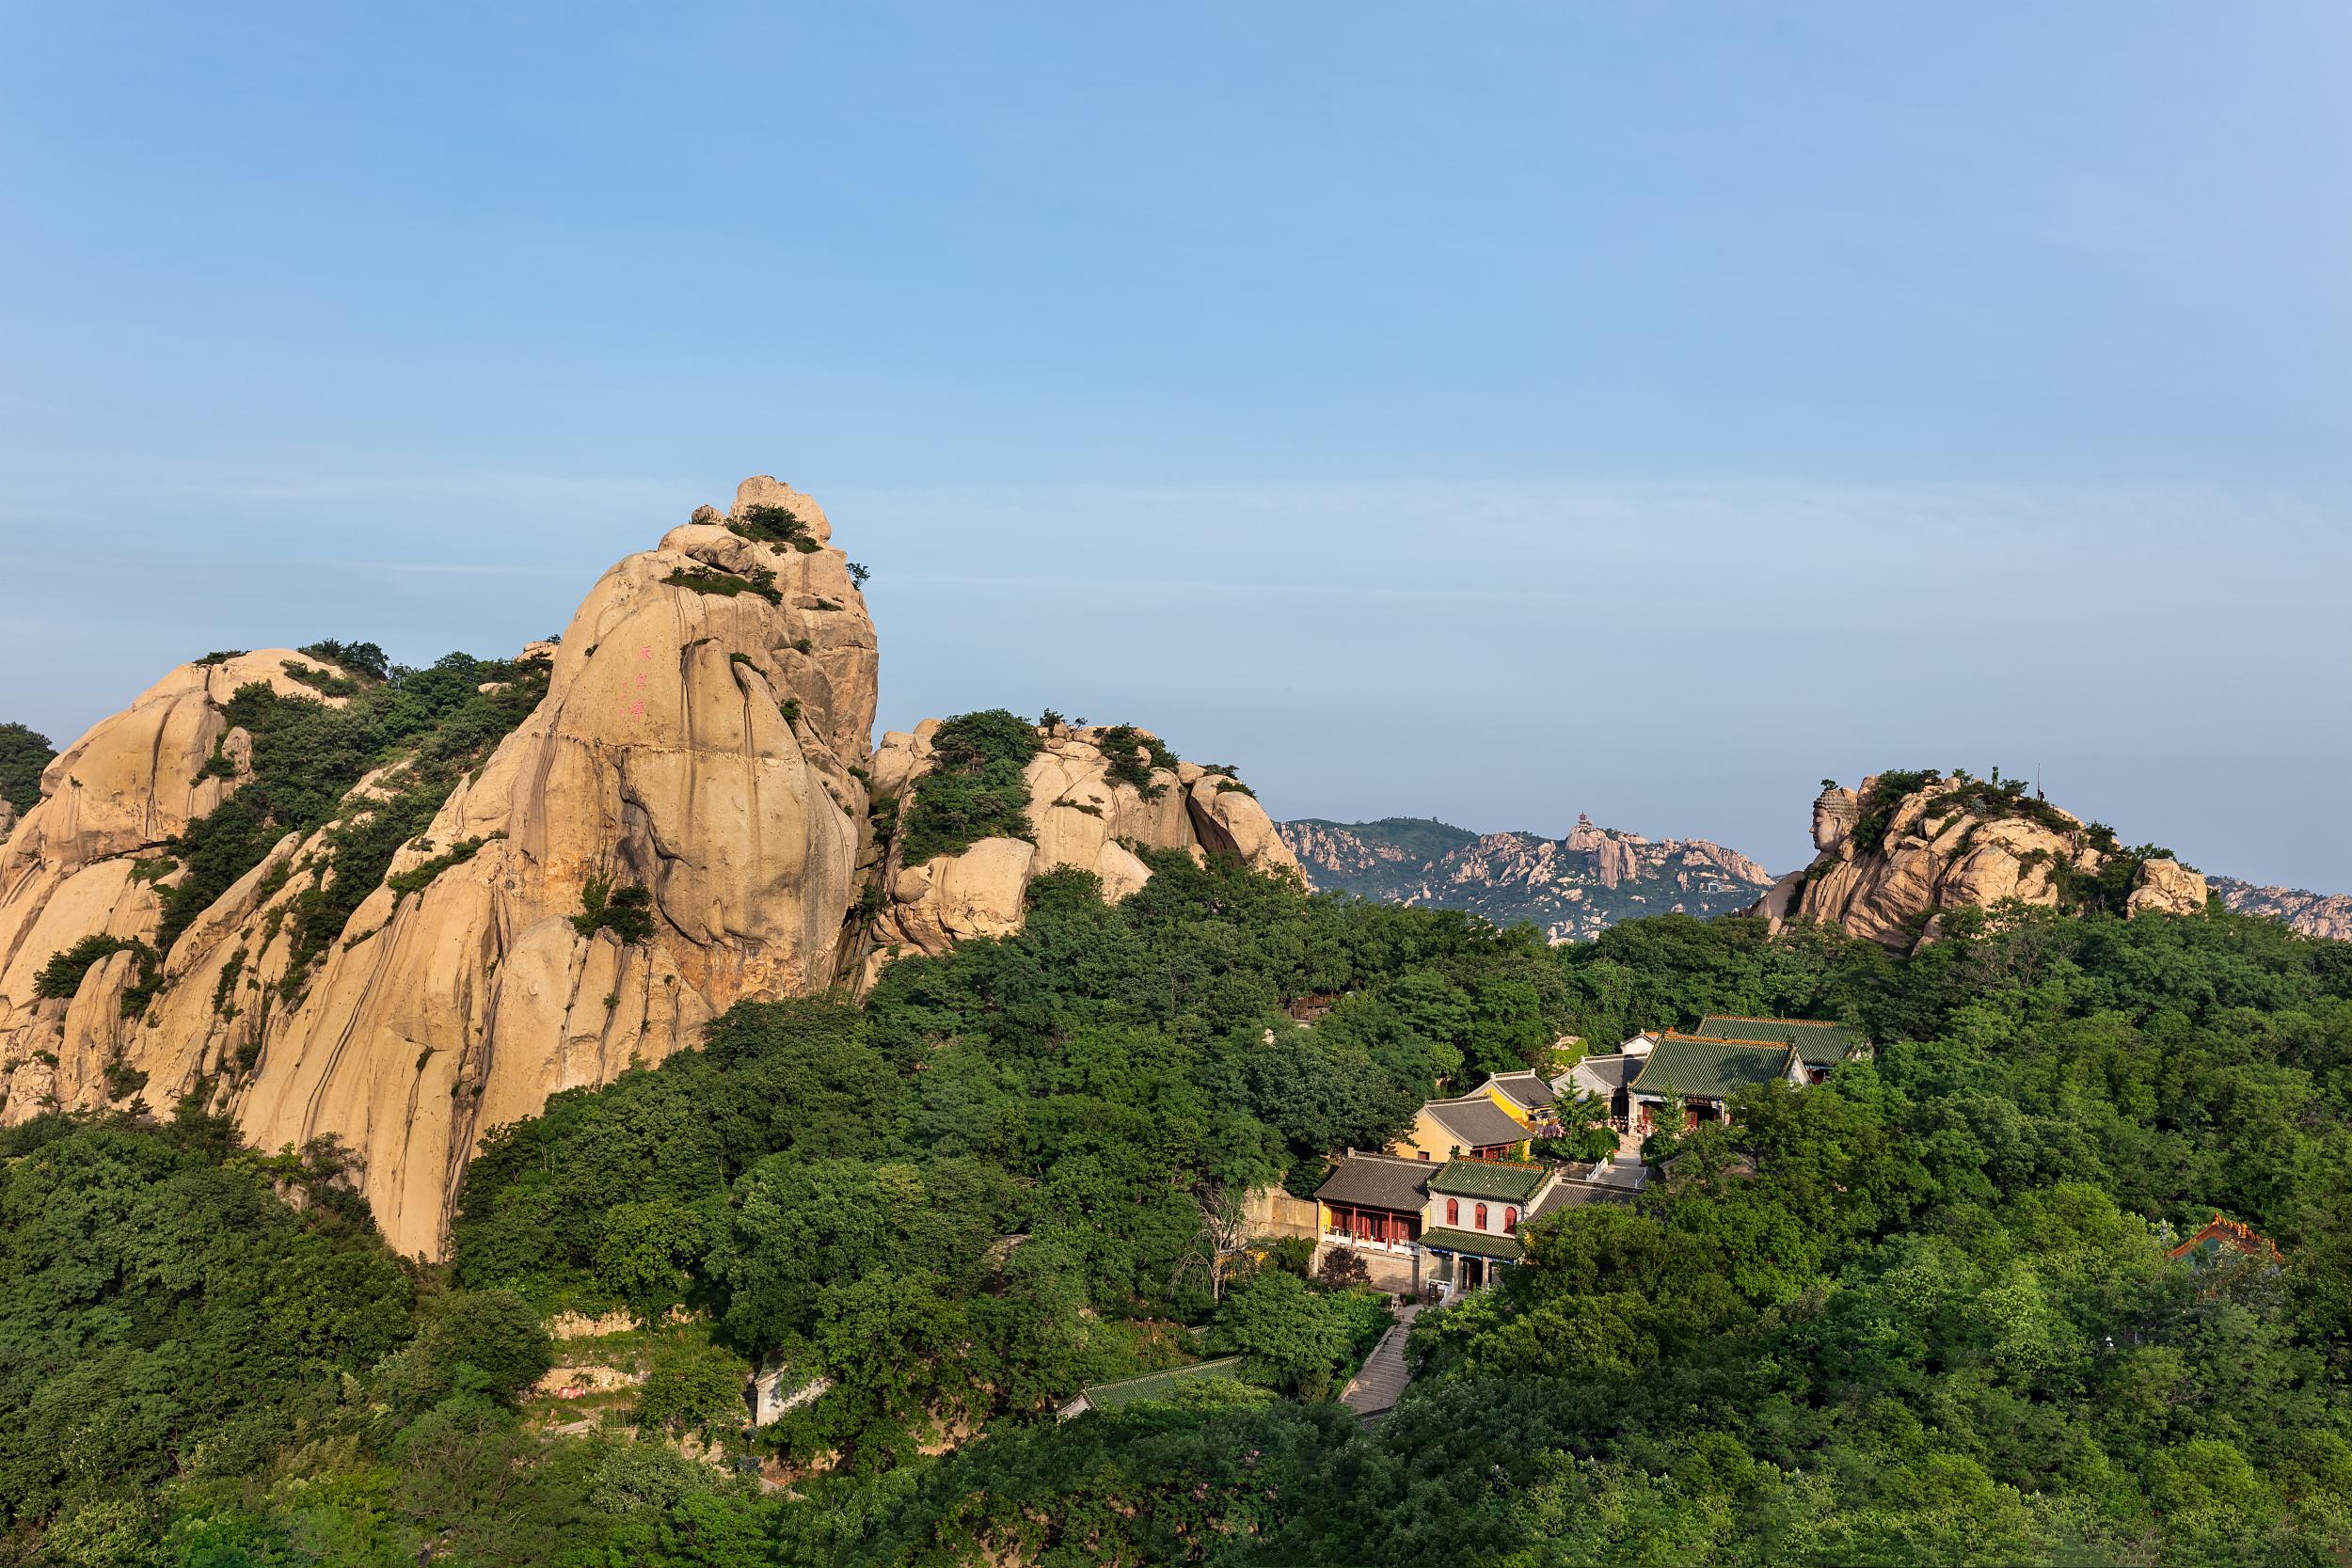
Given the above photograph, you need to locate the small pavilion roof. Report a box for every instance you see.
[1063,1356,1248,1417]
[2166,1212,2283,1268]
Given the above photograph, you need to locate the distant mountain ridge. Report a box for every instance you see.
[2208,876,2352,942]
[1277,815,1777,942]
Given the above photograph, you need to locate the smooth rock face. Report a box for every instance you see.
[882,837,1036,954]
[233,510,875,1257]
[0,488,881,1261]
[1184,780,1300,876]
[733,475,832,544]
[4,651,333,884]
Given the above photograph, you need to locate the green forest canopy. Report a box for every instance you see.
[4,823,2349,1561]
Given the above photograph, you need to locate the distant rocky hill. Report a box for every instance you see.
[1277,815,1777,942]
[2207,876,2352,942]
[1748,772,2209,951]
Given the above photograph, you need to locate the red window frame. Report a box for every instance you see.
[1504,1207,1518,1234]
[1475,1202,1488,1230]
[1446,1198,1459,1226]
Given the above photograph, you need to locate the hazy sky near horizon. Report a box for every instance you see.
[4,3,2347,890]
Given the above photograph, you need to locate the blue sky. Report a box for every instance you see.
[4,3,2347,888]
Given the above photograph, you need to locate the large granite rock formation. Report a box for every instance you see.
[1748,773,2209,949]
[0,479,881,1259]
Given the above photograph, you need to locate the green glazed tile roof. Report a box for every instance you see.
[1629,1036,1799,1101]
[1418,1226,1525,1260]
[1693,1015,1866,1067]
[1427,1158,1548,1202]
[1077,1356,1248,1411]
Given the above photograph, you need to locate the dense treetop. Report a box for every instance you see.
[0,721,52,816]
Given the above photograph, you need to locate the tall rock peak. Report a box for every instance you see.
[0,480,882,1259]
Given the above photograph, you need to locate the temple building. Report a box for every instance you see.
[1418,1156,1554,1291]
[1417,1155,1636,1292]
[1472,1069,1559,1130]
[1691,1015,1869,1085]
[1310,1019,1870,1300]
[1556,1031,1657,1131]
[1392,1089,1537,1162]
[1627,1033,1807,1131]
[1388,1069,1565,1162]
[1314,1148,1633,1298]
[1312,1150,1433,1292]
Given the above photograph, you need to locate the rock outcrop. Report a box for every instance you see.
[1749,773,2210,949]
[0,651,358,1117]
[1279,812,1776,942]
[2126,856,2209,920]
[866,725,1299,964]
[0,479,884,1259]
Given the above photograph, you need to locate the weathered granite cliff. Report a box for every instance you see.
[0,652,356,1124]
[1748,771,2209,949]
[0,478,881,1258]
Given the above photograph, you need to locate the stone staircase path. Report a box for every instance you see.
[1341,1302,1420,1422]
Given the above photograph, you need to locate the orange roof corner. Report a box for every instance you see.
[2166,1212,2283,1267]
